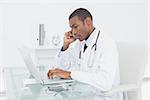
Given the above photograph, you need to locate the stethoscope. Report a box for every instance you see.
[79,30,100,68]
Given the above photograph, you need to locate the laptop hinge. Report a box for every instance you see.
[40,76,45,86]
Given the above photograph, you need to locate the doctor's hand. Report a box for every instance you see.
[63,31,76,51]
[47,68,71,79]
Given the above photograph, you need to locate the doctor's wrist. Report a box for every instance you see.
[61,44,69,51]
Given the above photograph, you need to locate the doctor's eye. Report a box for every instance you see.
[73,26,78,29]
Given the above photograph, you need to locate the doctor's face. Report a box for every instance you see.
[69,16,91,41]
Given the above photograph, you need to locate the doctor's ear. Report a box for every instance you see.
[84,17,92,26]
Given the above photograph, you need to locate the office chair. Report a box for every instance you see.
[103,42,148,100]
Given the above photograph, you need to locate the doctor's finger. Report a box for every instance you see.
[47,70,59,78]
[47,70,54,79]
[49,72,60,79]
[65,31,72,36]
[47,70,51,78]
[47,70,51,77]
[65,31,74,39]
[48,72,55,79]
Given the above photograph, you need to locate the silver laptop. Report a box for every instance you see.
[18,46,75,86]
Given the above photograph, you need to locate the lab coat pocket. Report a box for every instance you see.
[89,51,102,71]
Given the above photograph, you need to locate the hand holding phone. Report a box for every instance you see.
[62,31,76,50]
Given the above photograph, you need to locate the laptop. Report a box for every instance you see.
[18,46,75,86]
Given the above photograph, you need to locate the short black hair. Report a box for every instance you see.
[69,8,93,21]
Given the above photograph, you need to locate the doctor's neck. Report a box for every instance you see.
[85,26,95,40]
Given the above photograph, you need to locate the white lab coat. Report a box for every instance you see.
[57,28,122,100]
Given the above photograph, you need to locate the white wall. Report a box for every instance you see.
[0,7,4,67]
[0,0,148,67]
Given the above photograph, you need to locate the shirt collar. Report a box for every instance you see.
[85,28,98,47]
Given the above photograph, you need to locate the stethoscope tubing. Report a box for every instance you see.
[79,30,100,68]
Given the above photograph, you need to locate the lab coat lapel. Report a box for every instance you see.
[81,43,94,69]
[80,47,89,70]
[80,29,99,70]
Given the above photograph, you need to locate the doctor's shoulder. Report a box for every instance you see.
[98,32,117,50]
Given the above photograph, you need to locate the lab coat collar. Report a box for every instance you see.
[85,28,99,47]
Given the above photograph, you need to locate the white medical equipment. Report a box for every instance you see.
[38,24,45,46]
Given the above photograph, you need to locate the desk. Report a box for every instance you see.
[4,67,100,100]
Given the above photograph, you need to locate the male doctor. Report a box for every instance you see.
[47,8,122,100]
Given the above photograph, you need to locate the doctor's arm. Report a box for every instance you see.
[47,31,77,78]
